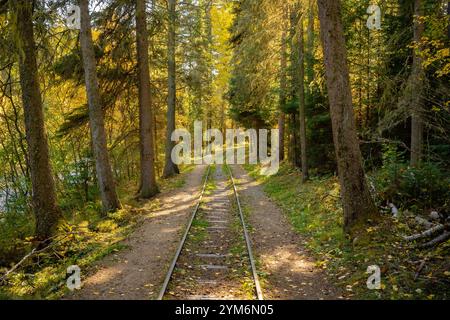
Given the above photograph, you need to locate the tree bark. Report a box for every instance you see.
[289,5,300,167]
[447,2,450,40]
[163,0,180,178]
[297,9,309,182]
[14,1,61,241]
[306,0,315,86]
[136,0,159,198]
[410,0,425,167]
[79,0,121,213]
[317,0,378,234]
[278,5,288,162]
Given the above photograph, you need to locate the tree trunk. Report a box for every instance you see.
[136,0,159,198]
[447,2,450,40]
[278,113,286,162]
[289,5,300,167]
[289,114,298,165]
[410,0,425,167]
[279,5,288,162]
[297,9,309,182]
[206,2,213,131]
[221,101,226,137]
[306,0,315,86]
[163,0,180,178]
[14,1,61,241]
[79,0,121,213]
[317,0,378,234]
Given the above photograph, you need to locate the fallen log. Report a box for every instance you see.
[419,231,450,248]
[414,216,436,229]
[404,224,445,241]
[414,260,427,281]
[0,231,82,283]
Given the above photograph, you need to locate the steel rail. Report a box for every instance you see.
[157,164,263,301]
[157,165,211,300]
[226,165,264,300]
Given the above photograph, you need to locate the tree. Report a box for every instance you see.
[278,4,288,162]
[289,4,300,167]
[409,0,425,167]
[136,0,159,198]
[317,0,377,233]
[296,4,308,182]
[448,2,450,40]
[79,0,121,213]
[163,0,180,178]
[13,0,61,241]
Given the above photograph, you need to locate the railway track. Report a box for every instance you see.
[157,165,263,300]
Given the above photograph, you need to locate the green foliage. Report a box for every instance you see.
[245,163,449,300]
[228,0,282,129]
[0,167,193,299]
[373,146,450,213]
[0,211,33,266]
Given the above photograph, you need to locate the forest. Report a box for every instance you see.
[0,0,449,301]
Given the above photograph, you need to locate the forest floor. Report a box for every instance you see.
[2,163,448,300]
[67,165,207,300]
[231,165,344,300]
[0,165,202,299]
[68,164,341,300]
[243,163,450,300]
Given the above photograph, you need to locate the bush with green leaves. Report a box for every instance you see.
[373,146,450,214]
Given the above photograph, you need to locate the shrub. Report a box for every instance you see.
[373,147,450,214]
[0,211,33,267]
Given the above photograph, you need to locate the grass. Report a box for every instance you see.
[225,165,260,299]
[204,165,217,196]
[189,216,209,243]
[0,165,196,300]
[228,204,255,299]
[243,163,450,300]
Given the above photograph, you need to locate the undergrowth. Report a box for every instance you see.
[0,165,194,299]
[243,163,450,300]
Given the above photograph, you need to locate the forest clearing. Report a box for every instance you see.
[0,0,449,304]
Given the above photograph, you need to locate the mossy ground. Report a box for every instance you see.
[243,163,450,300]
[0,165,194,300]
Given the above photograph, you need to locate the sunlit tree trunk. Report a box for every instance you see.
[163,0,180,178]
[136,0,159,198]
[14,1,61,241]
[317,0,378,234]
[79,0,121,213]
[204,2,213,147]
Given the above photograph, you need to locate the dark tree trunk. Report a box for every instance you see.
[14,1,61,241]
[306,0,315,86]
[279,5,288,162]
[136,0,159,198]
[163,0,180,178]
[410,0,425,167]
[79,0,121,213]
[447,2,450,40]
[289,5,300,167]
[317,0,378,234]
[297,8,309,182]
